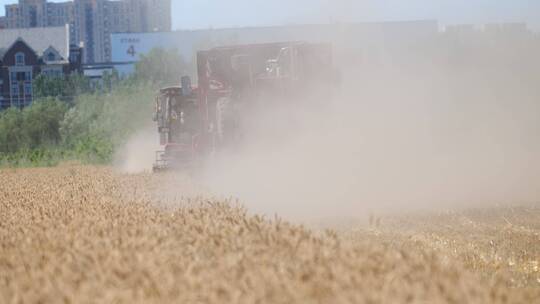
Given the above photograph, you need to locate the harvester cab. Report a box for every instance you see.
[153,76,201,172]
[266,46,294,78]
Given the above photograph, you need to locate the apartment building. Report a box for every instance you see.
[1,0,171,63]
[143,0,171,32]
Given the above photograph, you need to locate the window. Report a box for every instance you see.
[47,52,55,61]
[24,71,31,81]
[24,83,32,95]
[10,72,17,84]
[15,52,25,66]
[43,68,63,78]
[11,86,19,96]
[15,72,25,82]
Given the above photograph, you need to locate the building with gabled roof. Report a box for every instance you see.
[0,25,82,109]
[0,25,70,60]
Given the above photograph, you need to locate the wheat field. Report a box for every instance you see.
[1,166,539,303]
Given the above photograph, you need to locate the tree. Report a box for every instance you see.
[0,108,25,153]
[58,83,155,163]
[101,69,121,93]
[21,98,68,149]
[34,74,93,101]
[34,74,66,99]
[0,97,67,154]
[60,93,103,146]
[65,74,93,97]
[134,48,189,86]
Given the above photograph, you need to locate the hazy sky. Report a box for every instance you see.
[1,0,539,30]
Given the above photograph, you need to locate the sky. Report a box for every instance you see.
[1,0,539,30]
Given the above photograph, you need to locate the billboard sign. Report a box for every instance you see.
[111,31,203,64]
[112,32,175,63]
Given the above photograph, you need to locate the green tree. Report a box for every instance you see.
[60,93,104,147]
[65,74,93,97]
[34,74,66,98]
[0,68,156,166]
[0,108,25,153]
[59,83,155,163]
[101,69,121,93]
[21,98,68,149]
[34,74,93,100]
[135,48,189,86]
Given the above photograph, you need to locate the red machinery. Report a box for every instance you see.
[153,42,337,171]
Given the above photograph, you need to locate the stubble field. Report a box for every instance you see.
[1,166,539,303]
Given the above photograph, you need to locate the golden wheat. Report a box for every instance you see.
[0,166,538,303]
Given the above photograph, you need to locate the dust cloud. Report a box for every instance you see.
[114,125,160,174]
[116,23,540,222]
[199,29,540,220]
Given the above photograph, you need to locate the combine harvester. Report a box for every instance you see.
[153,42,337,171]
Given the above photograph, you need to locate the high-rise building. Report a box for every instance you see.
[4,0,68,29]
[72,0,171,63]
[1,0,171,63]
[143,0,172,32]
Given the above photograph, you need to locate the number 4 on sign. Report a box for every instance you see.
[127,45,136,57]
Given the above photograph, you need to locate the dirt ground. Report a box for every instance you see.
[1,166,539,303]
